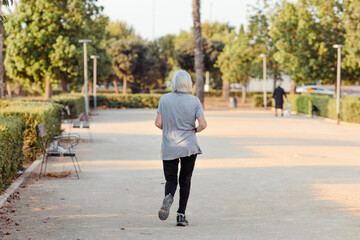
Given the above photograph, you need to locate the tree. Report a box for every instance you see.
[248,0,281,90]
[343,0,360,83]
[192,0,205,104]
[173,22,232,90]
[216,25,253,103]
[110,38,154,93]
[0,0,13,98]
[5,0,109,98]
[106,20,136,93]
[269,1,324,85]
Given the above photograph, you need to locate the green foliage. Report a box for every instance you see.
[247,0,282,83]
[110,38,155,93]
[4,0,111,93]
[89,94,161,109]
[252,94,274,107]
[0,116,24,192]
[52,94,85,118]
[0,102,62,161]
[287,94,360,123]
[106,21,135,40]
[216,24,253,100]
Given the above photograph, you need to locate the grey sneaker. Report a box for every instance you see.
[158,194,173,221]
[176,213,189,226]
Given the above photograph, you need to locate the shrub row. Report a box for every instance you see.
[89,94,161,109]
[52,94,85,119]
[0,116,25,192]
[286,94,360,123]
[0,102,62,161]
[252,94,274,107]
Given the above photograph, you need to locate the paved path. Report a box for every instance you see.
[1,109,360,239]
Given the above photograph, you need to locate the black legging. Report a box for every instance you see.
[162,154,197,214]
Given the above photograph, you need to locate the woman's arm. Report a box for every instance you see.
[155,113,162,129]
[195,114,207,133]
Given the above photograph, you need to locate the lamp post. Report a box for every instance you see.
[79,39,92,117]
[260,54,267,110]
[333,44,344,125]
[90,55,100,111]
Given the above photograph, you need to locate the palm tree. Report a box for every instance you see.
[192,0,204,105]
[0,0,13,98]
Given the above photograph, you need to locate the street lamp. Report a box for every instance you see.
[90,55,100,111]
[333,44,344,125]
[79,39,92,117]
[260,54,267,110]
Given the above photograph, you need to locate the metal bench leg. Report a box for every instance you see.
[39,155,46,179]
[71,156,80,179]
[74,155,81,172]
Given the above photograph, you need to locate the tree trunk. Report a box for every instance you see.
[106,81,110,89]
[290,80,296,94]
[273,64,278,90]
[44,77,52,99]
[241,80,246,104]
[222,80,230,100]
[6,82,11,97]
[113,77,119,94]
[60,77,68,93]
[88,82,93,94]
[192,0,204,104]
[0,4,4,99]
[123,76,127,94]
[14,82,22,96]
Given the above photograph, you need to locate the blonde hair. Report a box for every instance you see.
[169,70,192,93]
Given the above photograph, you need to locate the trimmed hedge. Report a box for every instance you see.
[0,117,25,192]
[89,94,162,109]
[252,94,274,107]
[0,102,62,161]
[286,94,360,123]
[52,94,85,119]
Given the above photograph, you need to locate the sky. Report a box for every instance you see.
[97,0,259,40]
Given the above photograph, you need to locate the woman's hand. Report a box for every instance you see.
[195,114,207,133]
[155,113,162,129]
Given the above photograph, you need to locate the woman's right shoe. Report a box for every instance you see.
[158,194,173,221]
[176,213,189,226]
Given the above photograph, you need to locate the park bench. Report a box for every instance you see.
[36,124,81,179]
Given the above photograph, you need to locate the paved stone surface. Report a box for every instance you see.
[1,109,360,239]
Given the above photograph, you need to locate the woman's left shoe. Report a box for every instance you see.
[176,213,189,226]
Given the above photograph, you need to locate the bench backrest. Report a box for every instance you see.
[35,124,47,154]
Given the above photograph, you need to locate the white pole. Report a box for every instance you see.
[91,55,100,111]
[333,44,344,125]
[79,39,92,117]
[84,43,89,116]
[262,55,267,110]
[336,47,341,124]
[93,57,97,110]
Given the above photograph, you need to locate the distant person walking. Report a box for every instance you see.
[273,84,287,117]
[155,70,207,226]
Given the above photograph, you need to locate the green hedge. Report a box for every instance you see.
[52,94,85,119]
[252,94,274,107]
[0,117,25,192]
[89,94,161,109]
[0,102,62,161]
[286,94,360,123]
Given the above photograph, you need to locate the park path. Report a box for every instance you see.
[1,109,360,239]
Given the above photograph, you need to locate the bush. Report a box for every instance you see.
[0,117,25,192]
[89,94,161,109]
[52,94,85,118]
[287,94,360,123]
[0,102,62,161]
[252,94,274,107]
